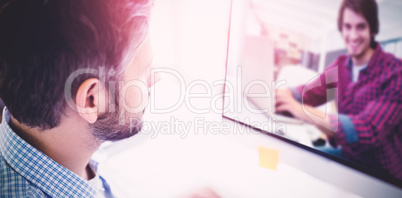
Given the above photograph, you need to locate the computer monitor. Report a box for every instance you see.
[222,0,402,188]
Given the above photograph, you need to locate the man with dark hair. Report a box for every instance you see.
[0,0,155,197]
[276,0,402,179]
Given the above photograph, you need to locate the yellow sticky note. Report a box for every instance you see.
[258,146,279,170]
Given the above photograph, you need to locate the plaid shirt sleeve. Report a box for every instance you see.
[329,62,402,150]
[293,58,342,106]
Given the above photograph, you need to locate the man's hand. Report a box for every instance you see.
[275,88,335,138]
[174,188,221,198]
[275,88,305,119]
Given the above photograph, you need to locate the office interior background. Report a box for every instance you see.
[0,0,401,197]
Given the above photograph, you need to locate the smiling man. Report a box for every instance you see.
[276,0,402,179]
[0,0,155,197]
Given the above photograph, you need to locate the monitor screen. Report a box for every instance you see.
[223,0,402,186]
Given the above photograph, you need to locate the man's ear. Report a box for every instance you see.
[75,78,105,124]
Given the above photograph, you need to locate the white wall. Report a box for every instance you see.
[150,0,231,84]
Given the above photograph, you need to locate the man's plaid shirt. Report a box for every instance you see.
[0,107,111,197]
[294,44,402,179]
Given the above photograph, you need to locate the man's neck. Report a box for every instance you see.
[9,114,101,180]
[352,47,375,67]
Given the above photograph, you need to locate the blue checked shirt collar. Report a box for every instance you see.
[0,107,97,198]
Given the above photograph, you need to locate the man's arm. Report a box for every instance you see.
[328,70,402,149]
[276,90,333,138]
[289,59,341,107]
[277,67,402,151]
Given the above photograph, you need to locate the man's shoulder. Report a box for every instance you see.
[323,55,349,72]
[378,50,402,70]
[336,54,349,62]
[0,155,47,198]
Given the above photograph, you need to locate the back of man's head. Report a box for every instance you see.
[0,0,152,130]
